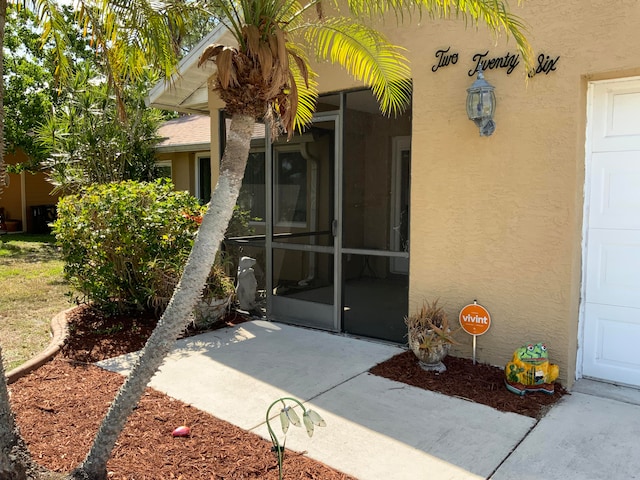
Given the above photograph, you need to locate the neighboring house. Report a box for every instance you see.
[147,2,640,390]
[155,114,213,204]
[0,149,59,233]
[155,114,264,205]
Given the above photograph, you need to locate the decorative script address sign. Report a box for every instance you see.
[431,47,560,77]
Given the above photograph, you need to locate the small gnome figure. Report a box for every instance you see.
[505,342,559,395]
[236,256,257,312]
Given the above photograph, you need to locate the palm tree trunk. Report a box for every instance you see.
[71,113,255,480]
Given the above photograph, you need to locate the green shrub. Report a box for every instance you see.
[53,179,233,315]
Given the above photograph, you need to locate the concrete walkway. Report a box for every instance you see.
[98,320,640,480]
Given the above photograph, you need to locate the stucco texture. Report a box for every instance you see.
[197,0,640,387]
[399,1,640,386]
[312,0,640,386]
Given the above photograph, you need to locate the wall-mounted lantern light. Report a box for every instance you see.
[466,66,496,136]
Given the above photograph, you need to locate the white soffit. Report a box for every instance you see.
[147,23,236,114]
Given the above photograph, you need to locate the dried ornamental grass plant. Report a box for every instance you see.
[406,299,459,372]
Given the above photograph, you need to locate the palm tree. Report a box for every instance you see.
[74,3,529,479]
[0,2,188,478]
[0,1,530,478]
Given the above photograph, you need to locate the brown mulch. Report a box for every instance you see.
[10,306,354,479]
[9,305,565,478]
[370,350,567,419]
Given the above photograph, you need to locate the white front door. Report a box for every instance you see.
[582,77,640,387]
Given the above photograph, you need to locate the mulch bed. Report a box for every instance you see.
[8,305,565,478]
[10,306,354,479]
[10,358,353,479]
[370,350,567,419]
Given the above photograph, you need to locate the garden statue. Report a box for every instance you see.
[236,256,258,311]
[505,342,559,395]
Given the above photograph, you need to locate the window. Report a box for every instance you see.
[196,155,211,205]
[155,160,172,180]
[235,145,312,227]
[237,151,266,222]
[275,149,308,226]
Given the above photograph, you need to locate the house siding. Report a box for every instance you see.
[308,0,640,387]
[157,152,193,193]
[409,1,638,387]
[182,0,640,387]
[1,150,59,231]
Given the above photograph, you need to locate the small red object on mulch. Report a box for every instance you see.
[172,425,191,437]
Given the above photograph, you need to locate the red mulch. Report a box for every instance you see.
[8,305,565,478]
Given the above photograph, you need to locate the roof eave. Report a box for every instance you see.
[147,23,235,113]
[156,142,211,154]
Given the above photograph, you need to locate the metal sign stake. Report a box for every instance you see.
[459,300,491,367]
[472,335,477,365]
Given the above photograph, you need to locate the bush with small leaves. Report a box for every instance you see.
[53,179,233,315]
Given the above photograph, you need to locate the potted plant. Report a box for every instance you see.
[405,299,458,373]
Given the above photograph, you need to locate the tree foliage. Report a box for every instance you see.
[53,180,206,313]
[3,6,55,169]
[1,0,211,178]
[37,66,166,193]
[3,5,105,170]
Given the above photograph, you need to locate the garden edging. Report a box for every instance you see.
[6,307,72,384]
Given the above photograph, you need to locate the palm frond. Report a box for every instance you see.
[304,17,411,116]
[257,43,274,82]
[33,0,72,85]
[438,0,532,69]
[215,48,239,88]
[345,0,532,69]
[35,0,186,122]
[198,44,225,67]
[287,44,318,132]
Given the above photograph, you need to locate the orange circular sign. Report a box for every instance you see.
[459,303,491,336]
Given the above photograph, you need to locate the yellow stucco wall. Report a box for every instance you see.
[1,150,59,230]
[201,1,640,386]
[308,1,640,386]
[1,171,23,225]
[157,152,194,193]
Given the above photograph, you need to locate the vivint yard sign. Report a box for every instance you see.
[459,302,491,336]
[459,301,491,364]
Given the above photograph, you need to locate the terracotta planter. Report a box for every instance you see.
[408,335,451,373]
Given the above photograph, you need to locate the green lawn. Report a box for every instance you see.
[0,233,74,371]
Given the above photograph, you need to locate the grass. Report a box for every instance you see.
[0,233,74,372]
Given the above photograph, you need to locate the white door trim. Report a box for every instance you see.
[578,75,640,384]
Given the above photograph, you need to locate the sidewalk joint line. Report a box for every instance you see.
[485,418,540,479]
